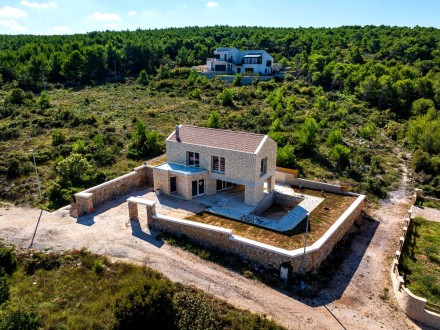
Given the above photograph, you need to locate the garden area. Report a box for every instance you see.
[186,188,357,250]
[399,216,440,306]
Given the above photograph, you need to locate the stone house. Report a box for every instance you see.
[149,125,277,206]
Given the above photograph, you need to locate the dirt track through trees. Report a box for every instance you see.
[0,163,426,329]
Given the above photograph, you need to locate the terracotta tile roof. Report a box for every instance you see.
[167,125,266,153]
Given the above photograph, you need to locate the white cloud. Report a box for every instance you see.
[20,1,57,9]
[0,6,28,18]
[105,22,119,30]
[53,25,69,33]
[1,19,28,32]
[128,10,137,16]
[206,1,219,7]
[88,12,121,21]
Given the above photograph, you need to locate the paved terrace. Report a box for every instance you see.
[194,183,324,232]
[239,185,324,232]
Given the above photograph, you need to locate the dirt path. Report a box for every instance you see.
[0,162,423,329]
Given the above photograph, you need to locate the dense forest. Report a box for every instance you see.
[1,25,440,208]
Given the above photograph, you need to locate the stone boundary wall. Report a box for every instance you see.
[390,190,440,329]
[148,194,365,271]
[276,175,358,196]
[71,164,153,217]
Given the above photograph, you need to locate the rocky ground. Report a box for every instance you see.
[0,163,429,329]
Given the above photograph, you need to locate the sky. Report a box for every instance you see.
[0,0,439,35]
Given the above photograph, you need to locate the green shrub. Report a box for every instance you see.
[0,306,40,330]
[410,149,431,172]
[51,129,66,146]
[6,158,20,179]
[188,88,201,100]
[326,129,343,146]
[0,273,10,305]
[217,88,234,106]
[114,277,176,330]
[0,242,17,276]
[206,110,221,128]
[137,69,149,85]
[330,144,351,169]
[175,289,218,330]
[6,88,26,105]
[277,143,296,168]
[92,259,104,274]
[232,74,242,86]
[359,122,378,140]
[23,251,61,275]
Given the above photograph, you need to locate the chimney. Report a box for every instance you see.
[175,125,181,142]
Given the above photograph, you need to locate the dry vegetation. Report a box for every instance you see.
[186,189,357,250]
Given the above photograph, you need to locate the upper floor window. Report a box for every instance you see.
[260,157,267,176]
[187,151,199,167]
[212,156,225,173]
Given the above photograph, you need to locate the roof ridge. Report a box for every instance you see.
[180,125,266,137]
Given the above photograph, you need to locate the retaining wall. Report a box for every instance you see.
[148,194,365,271]
[390,190,440,329]
[282,177,357,196]
[71,164,153,217]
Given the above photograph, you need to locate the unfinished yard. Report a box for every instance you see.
[186,187,357,250]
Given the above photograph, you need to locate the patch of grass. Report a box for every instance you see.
[186,189,357,250]
[400,216,440,305]
[415,198,440,210]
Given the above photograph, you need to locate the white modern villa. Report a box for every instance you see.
[205,47,276,75]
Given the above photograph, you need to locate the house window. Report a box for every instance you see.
[212,156,225,173]
[245,68,254,74]
[187,151,200,167]
[266,60,272,67]
[260,157,268,177]
[192,179,205,197]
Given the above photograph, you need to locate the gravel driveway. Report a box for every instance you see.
[0,164,425,329]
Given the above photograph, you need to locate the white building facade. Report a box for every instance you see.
[205,47,275,75]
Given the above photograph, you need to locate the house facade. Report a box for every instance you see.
[205,47,275,75]
[150,125,277,206]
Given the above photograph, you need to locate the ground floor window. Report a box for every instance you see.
[216,180,236,191]
[192,179,205,197]
[245,67,254,74]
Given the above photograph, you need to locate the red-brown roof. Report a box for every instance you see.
[167,125,266,153]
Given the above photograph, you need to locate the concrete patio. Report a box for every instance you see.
[145,183,325,233]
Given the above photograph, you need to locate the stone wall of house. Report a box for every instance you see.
[71,164,152,217]
[148,194,365,271]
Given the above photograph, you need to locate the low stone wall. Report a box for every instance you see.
[71,164,153,217]
[276,175,357,196]
[390,193,440,329]
[148,194,365,271]
[391,264,440,329]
